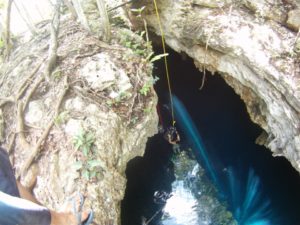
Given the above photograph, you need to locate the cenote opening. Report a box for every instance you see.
[121,48,300,225]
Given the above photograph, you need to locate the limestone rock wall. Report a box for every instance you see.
[133,0,300,172]
[0,19,158,224]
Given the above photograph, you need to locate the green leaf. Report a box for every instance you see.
[131,6,145,13]
[135,49,146,55]
[88,160,103,168]
[73,161,83,170]
[146,52,155,61]
[82,170,90,180]
[140,31,146,38]
[83,146,89,156]
[143,107,152,113]
[152,76,160,84]
[139,82,151,96]
[90,171,97,178]
[77,129,84,138]
[150,53,169,63]
[140,6,146,12]
[130,8,141,13]
[74,140,82,150]
[86,133,95,143]
[125,41,132,48]
[139,88,148,96]
[132,43,139,49]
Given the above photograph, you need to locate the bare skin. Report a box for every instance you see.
[16,181,40,205]
[17,181,90,225]
[50,208,89,225]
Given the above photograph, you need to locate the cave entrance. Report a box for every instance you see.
[121,48,300,225]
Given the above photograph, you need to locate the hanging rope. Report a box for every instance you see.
[152,0,176,127]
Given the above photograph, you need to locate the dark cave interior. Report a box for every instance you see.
[121,48,300,225]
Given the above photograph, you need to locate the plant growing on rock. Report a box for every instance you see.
[73,129,95,156]
[143,107,152,114]
[54,111,69,126]
[120,30,148,56]
[73,159,104,180]
[139,76,159,96]
[73,129,104,180]
[146,52,169,63]
[139,81,152,96]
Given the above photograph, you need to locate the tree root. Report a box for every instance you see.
[0,97,14,108]
[199,26,213,90]
[17,102,30,150]
[1,60,46,153]
[0,59,45,108]
[19,76,69,178]
[23,76,44,112]
[126,82,139,124]
[71,0,91,31]
[1,54,40,87]
[3,61,46,153]
[96,0,111,42]
[74,49,101,59]
[45,1,61,81]
[4,0,13,60]
[72,85,104,109]
[7,132,16,154]
[0,109,4,142]
[16,59,45,100]
[62,0,77,20]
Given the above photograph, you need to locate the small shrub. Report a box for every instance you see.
[73,129,95,156]
[54,111,69,126]
[73,159,104,180]
[139,76,160,96]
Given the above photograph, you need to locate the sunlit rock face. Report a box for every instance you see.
[0,19,158,225]
[133,0,300,173]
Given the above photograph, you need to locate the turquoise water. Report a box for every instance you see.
[153,48,300,225]
[173,96,274,225]
[121,48,300,225]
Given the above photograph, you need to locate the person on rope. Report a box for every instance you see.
[163,126,180,145]
[0,146,93,225]
[157,103,180,145]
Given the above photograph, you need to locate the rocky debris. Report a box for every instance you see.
[133,0,300,173]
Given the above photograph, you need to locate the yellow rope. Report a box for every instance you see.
[152,0,176,127]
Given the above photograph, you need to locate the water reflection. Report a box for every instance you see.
[163,180,199,225]
[168,96,274,225]
[161,152,236,225]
